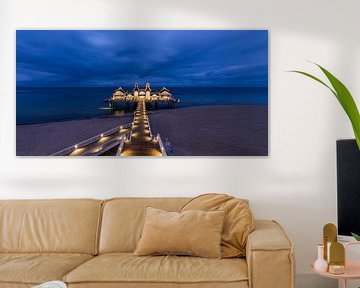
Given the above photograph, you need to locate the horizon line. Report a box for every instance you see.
[16,85,269,89]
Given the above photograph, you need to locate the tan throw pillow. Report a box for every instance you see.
[181,194,254,258]
[134,207,225,258]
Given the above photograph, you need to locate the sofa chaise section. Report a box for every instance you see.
[0,199,103,287]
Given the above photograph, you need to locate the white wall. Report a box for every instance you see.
[0,1,359,287]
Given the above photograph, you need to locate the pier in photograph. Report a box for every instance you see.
[52,83,173,157]
[106,82,180,108]
[118,101,165,156]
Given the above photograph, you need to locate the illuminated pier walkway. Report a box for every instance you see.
[51,124,132,156]
[118,101,166,156]
[52,83,172,156]
[52,101,166,156]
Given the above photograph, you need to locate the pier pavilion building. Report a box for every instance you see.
[111,83,174,103]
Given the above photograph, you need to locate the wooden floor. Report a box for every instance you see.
[121,101,162,156]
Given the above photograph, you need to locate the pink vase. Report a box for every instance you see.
[314,244,328,272]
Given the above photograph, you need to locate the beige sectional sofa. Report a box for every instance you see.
[0,198,295,288]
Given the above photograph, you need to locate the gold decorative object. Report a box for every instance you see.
[329,242,345,265]
[328,264,345,275]
[329,242,345,275]
[323,223,337,261]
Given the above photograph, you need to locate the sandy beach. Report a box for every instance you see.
[17,105,267,156]
[150,105,268,156]
[16,116,133,156]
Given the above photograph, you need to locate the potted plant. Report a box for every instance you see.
[290,63,360,240]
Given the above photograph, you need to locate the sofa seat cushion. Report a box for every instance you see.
[64,253,248,285]
[0,253,93,285]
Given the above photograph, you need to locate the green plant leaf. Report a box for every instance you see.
[288,70,337,99]
[316,64,360,147]
[351,232,360,241]
[289,64,360,150]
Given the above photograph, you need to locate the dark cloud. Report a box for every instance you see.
[16,30,268,87]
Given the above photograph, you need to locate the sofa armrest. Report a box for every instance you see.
[246,220,295,288]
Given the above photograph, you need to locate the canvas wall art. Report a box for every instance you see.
[16,30,268,156]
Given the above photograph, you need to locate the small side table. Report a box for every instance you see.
[311,242,360,288]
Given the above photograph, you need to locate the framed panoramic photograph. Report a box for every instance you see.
[16,30,268,156]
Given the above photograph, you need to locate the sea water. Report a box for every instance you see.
[16,87,268,125]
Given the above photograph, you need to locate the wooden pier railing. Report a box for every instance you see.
[51,123,132,156]
[156,133,167,156]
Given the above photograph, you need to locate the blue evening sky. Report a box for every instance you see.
[16,30,268,88]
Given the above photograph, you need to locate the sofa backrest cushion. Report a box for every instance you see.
[99,198,189,253]
[0,199,102,254]
[181,194,254,258]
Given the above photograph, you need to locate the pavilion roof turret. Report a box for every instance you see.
[114,87,125,93]
[160,87,171,92]
[133,82,139,91]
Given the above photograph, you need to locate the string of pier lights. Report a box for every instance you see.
[72,125,124,151]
